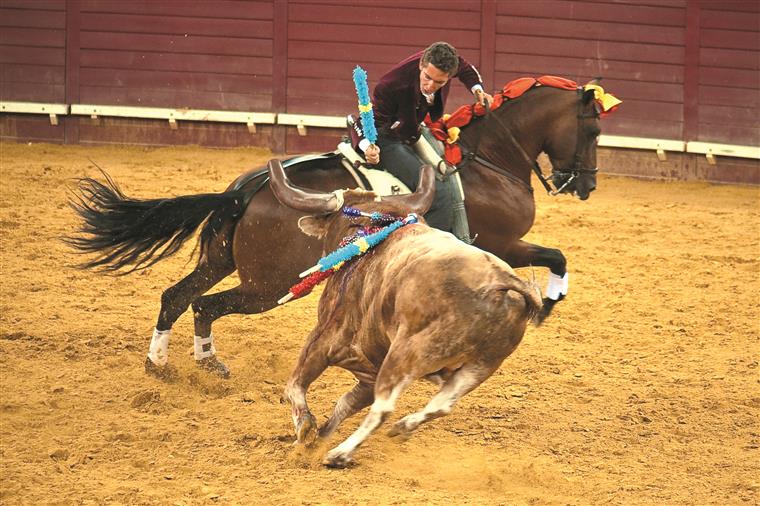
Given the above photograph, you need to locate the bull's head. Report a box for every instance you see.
[268,159,436,241]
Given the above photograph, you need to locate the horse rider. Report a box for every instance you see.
[351,41,493,235]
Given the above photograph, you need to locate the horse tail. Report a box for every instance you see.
[66,171,249,273]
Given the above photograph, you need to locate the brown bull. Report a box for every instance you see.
[268,160,542,468]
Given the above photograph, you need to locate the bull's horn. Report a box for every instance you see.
[268,159,341,214]
[386,164,436,215]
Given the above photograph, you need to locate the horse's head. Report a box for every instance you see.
[543,87,601,200]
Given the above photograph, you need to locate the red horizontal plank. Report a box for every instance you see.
[580,0,685,8]
[695,157,760,186]
[80,49,272,75]
[700,29,760,51]
[77,117,275,148]
[288,0,481,12]
[1,63,65,84]
[286,96,357,116]
[0,7,65,29]
[80,0,273,20]
[0,45,64,66]
[287,22,480,50]
[288,77,365,100]
[287,59,393,81]
[699,85,759,109]
[288,41,427,65]
[697,123,760,146]
[599,117,683,140]
[80,13,273,39]
[80,68,272,95]
[700,8,760,30]
[80,31,272,58]
[697,1,759,12]
[699,67,759,89]
[0,0,64,10]
[699,104,760,127]
[0,81,64,101]
[496,0,685,27]
[288,3,480,29]
[79,85,272,111]
[700,47,759,71]
[494,53,684,84]
[1,27,65,47]
[285,127,342,155]
[496,16,685,46]
[495,34,684,64]
[0,114,65,144]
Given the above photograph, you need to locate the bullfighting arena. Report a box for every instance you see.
[1,142,758,505]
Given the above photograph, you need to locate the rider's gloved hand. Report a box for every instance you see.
[474,89,493,110]
[365,144,380,165]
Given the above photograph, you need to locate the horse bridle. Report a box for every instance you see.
[461,88,599,195]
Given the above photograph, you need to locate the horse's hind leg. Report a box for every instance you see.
[501,239,568,324]
[146,233,235,379]
[190,285,280,378]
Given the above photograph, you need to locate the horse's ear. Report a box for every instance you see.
[297,215,330,238]
[582,88,596,105]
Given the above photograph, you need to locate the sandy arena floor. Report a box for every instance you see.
[0,142,758,505]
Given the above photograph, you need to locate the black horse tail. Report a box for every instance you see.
[66,171,249,273]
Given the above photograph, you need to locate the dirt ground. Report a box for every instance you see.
[0,142,758,505]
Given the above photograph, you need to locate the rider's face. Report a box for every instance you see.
[419,63,450,96]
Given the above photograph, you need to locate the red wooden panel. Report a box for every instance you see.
[1,27,65,47]
[695,156,759,186]
[77,118,275,148]
[288,0,481,12]
[496,0,685,27]
[700,29,760,51]
[581,78,683,103]
[79,13,273,39]
[288,22,480,50]
[1,63,65,84]
[697,1,759,12]
[599,117,683,139]
[80,0,273,20]
[80,49,272,75]
[699,67,759,89]
[288,77,360,100]
[494,53,684,84]
[496,17,685,46]
[700,8,760,31]
[0,45,64,66]
[80,32,272,58]
[697,122,760,146]
[288,59,392,81]
[0,114,65,143]
[285,127,341,154]
[699,85,759,108]
[286,96,357,115]
[699,104,759,127]
[79,85,271,111]
[0,81,64,101]
[0,8,65,28]
[0,0,64,10]
[287,3,480,29]
[80,68,272,96]
[495,33,684,65]
[579,0,685,8]
[288,41,424,64]
[700,48,759,71]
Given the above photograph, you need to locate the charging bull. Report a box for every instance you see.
[268,160,541,468]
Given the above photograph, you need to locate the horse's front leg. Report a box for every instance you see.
[500,239,567,324]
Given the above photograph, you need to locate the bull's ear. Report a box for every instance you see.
[297,215,329,238]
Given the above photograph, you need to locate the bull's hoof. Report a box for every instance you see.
[295,412,318,445]
[387,420,414,439]
[144,357,178,382]
[322,450,354,469]
[196,355,231,379]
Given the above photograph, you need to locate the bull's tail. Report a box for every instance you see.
[488,274,543,322]
[66,171,248,273]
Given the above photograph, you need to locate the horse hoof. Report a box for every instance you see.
[144,357,178,382]
[196,355,231,379]
[296,412,318,445]
[322,450,354,469]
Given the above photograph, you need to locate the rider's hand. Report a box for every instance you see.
[365,144,380,165]
[475,89,494,109]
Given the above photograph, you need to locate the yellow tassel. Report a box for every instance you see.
[447,126,460,144]
[584,84,622,112]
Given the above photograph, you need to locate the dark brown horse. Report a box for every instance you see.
[68,83,602,378]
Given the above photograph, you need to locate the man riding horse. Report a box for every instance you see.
[350,42,493,240]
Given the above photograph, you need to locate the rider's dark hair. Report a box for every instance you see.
[421,42,459,76]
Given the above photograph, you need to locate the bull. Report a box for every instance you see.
[268,160,542,468]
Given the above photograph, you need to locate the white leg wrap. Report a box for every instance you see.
[546,272,569,300]
[147,328,171,366]
[194,334,216,360]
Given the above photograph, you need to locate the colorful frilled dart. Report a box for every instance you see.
[352,66,378,145]
[277,211,419,304]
